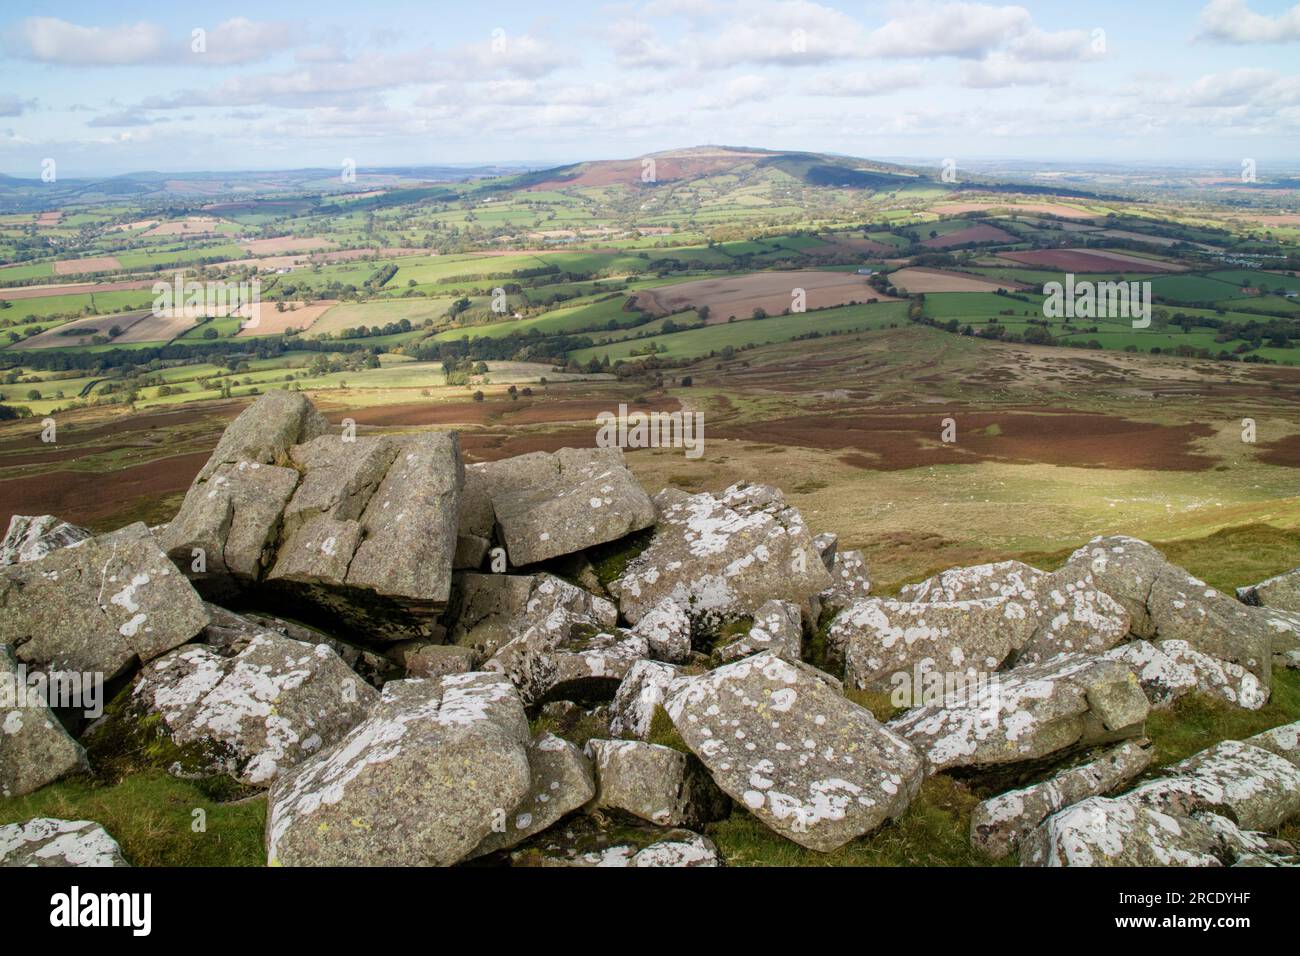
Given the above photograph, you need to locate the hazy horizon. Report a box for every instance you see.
[3,1,1300,177]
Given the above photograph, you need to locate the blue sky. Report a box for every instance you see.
[2,0,1299,175]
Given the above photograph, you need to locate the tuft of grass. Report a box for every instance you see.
[645,706,691,753]
[708,775,1007,867]
[586,528,656,587]
[1144,667,1300,770]
[0,772,266,867]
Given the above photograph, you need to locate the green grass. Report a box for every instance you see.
[570,300,908,363]
[0,773,266,867]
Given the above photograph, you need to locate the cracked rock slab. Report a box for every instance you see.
[886,653,1150,774]
[476,447,656,567]
[133,633,378,787]
[470,731,595,858]
[1,645,89,798]
[610,484,832,629]
[716,598,803,664]
[266,672,531,866]
[667,651,924,851]
[510,816,721,867]
[970,740,1152,859]
[1237,567,1300,612]
[1,522,209,680]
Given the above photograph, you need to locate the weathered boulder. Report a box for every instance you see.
[0,819,128,867]
[1238,567,1300,611]
[1125,739,1300,831]
[163,394,464,640]
[898,561,1129,665]
[608,659,691,740]
[1062,536,1273,687]
[667,652,923,851]
[199,389,330,482]
[163,459,300,587]
[817,549,872,614]
[1146,570,1272,685]
[831,596,1034,692]
[132,633,377,787]
[900,560,1046,604]
[1244,721,1300,769]
[586,738,729,829]
[630,599,692,663]
[1060,536,1167,637]
[448,572,617,663]
[0,522,209,680]
[1156,639,1267,710]
[887,653,1149,774]
[1,645,89,798]
[1021,796,1236,867]
[716,599,803,664]
[475,447,656,567]
[970,740,1152,859]
[470,732,595,858]
[0,514,91,567]
[266,673,531,866]
[509,816,721,867]
[610,484,832,629]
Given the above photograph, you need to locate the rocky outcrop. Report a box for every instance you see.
[630,599,692,663]
[0,522,208,680]
[898,561,1130,665]
[667,652,924,851]
[887,653,1150,773]
[486,624,649,706]
[132,633,378,786]
[266,673,531,866]
[610,484,832,628]
[1023,727,1300,866]
[1,645,89,798]
[162,393,464,641]
[817,549,872,614]
[0,514,91,567]
[830,596,1034,692]
[586,738,729,829]
[474,447,656,567]
[970,740,1152,859]
[0,818,128,867]
[1063,536,1273,688]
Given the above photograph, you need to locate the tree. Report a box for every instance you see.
[26,389,40,400]
[472,390,485,402]
[681,375,693,386]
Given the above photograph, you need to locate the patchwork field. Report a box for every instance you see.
[636,269,892,320]
[889,267,1029,293]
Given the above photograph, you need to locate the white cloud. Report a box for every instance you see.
[1197,0,1300,44]
[960,54,1071,88]
[805,67,926,96]
[18,17,167,66]
[192,18,302,66]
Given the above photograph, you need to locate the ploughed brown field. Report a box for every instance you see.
[636,269,892,321]
[919,224,1016,249]
[238,236,339,255]
[888,267,1029,293]
[52,256,122,276]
